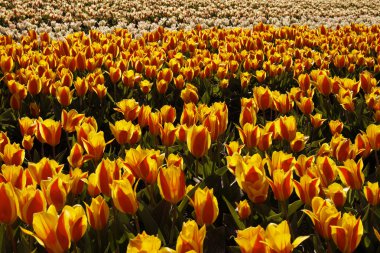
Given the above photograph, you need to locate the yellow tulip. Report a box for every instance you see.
[366,124,380,150]
[186,125,211,158]
[331,213,363,253]
[62,204,88,242]
[110,119,141,145]
[235,226,268,253]
[176,220,206,253]
[82,131,113,161]
[85,195,110,231]
[111,179,138,215]
[0,143,25,166]
[337,159,365,190]
[37,118,62,147]
[157,165,186,204]
[15,186,47,225]
[191,187,219,226]
[0,182,18,224]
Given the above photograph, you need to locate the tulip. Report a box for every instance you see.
[37,118,62,147]
[16,186,46,225]
[109,66,122,84]
[359,71,376,93]
[267,169,294,202]
[92,84,107,99]
[235,226,267,253]
[337,159,364,190]
[298,73,311,91]
[176,220,206,253]
[1,164,24,189]
[203,114,222,142]
[303,197,341,239]
[264,220,309,253]
[41,175,70,210]
[315,156,337,188]
[329,120,343,135]
[28,157,64,185]
[74,77,89,97]
[180,103,198,127]
[160,105,176,123]
[355,133,372,158]
[273,93,294,114]
[234,154,269,203]
[191,187,219,225]
[296,96,314,115]
[309,113,326,129]
[315,74,332,96]
[225,141,244,156]
[324,183,348,208]
[256,70,266,83]
[239,106,257,127]
[266,151,295,175]
[67,143,88,169]
[238,123,261,149]
[75,122,97,146]
[82,131,113,162]
[124,146,164,185]
[127,231,165,252]
[87,173,101,197]
[181,83,199,104]
[236,200,251,220]
[61,109,85,133]
[111,179,138,215]
[0,143,25,166]
[96,158,122,197]
[331,213,363,253]
[0,182,18,224]
[160,123,178,147]
[186,125,211,158]
[56,86,74,106]
[364,182,380,206]
[59,205,87,243]
[294,154,314,177]
[22,135,34,151]
[85,195,110,231]
[253,86,272,110]
[0,55,14,73]
[109,120,141,145]
[293,175,320,205]
[366,124,380,150]
[148,112,163,136]
[279,115,297,141]
[290,132,309,152]
[138,105,152,128]
[157,165,186,204]
[21,205,71,253]
[18,117,36,136]
[139,79,153,94]
[114,99,140,121]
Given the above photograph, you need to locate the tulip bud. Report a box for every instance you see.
[111,180,138,215]
[176,220,206,253]
[324,183,347,208]
[85,195,109,231]
[236,200,251,220]
[186,125,211,158]
[157,166,186,204]
[191,187,219,225]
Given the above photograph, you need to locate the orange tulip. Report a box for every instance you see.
[331,213,363,253]
[364,182,380,206]
[157,165,186,204]
[234,154,269,203]
[303,197,341,239]
[267,169,294,202]
[315,156,337,188]
[18,117,36,136]
[273,93,294,114]
[61,109,85,133]
[236,200,251,220]
[95,158,122,197]
[235,226,267,253]
[263,220,309,253]
[315,74,332,96]
[127,231,168,252]
[62,204,88,243]
[293,175,320,205]
[41,175,70,210]
[176,220,206,253]
[110,119,141,145]
[28,157,64,185]
[85,195,110,231]
[266,151,295,175]
[160,122,178,147]
[16,186,47,225]
[160,105,176,123]
[37,118,62,147]
[366,124,380,150]
[337,159,364,190]
[239,106,257,127]
[21,205,71,253]
[309,113,326,129]
[279,115,297,141]
[0,182,18,224]
[238,123,261,149]
[290,132,309,153]
[87,173,101,197]
[67,143,88,169]
[329,120,343,135]
[294,154,314,177]
[82,131,113,161]
[253,86,272,110]
[324,183,348,208]
[148,111,163,136]
[0,143,25,166]
[69,167,88,195]
[225,141,244,156]
[111,179,138,215]
[56,86,74,107]
[296,96,314,115]
[186,125,211,158]
[191,187,219,225]
[181,83,199,104]
[114,99,140,121]
[180,103,198,127]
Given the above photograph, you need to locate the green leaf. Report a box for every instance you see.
[137,202,166,245]
[178,183,201,215]
[222,195,245,230]
[215,165,228,176]
[288,200,303,217]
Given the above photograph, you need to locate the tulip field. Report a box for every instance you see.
[1,17,380,253]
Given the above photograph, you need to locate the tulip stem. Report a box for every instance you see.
[134,215,140,233]
[375,151,380,178]
[6,224,17,253]
[195,158,199,178]
[52,146,56,159]
[169,205,178,245]
[279,200,288,220]
[97,230,102,253]
[148,184,156,206]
